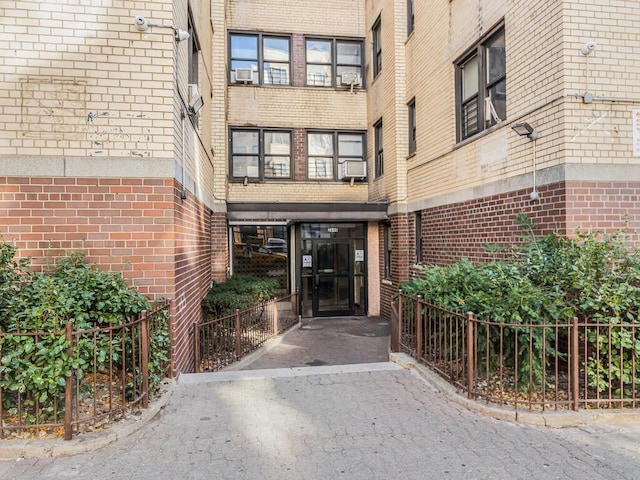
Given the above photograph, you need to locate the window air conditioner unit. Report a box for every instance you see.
[340,160,367,179]
[340,72,361,87]
[234,68,254,83]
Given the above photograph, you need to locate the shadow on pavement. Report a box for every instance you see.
[240,316,390,370]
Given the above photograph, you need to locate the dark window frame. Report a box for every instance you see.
[229,127,293,181]
[372,15,382,78]
[455,24,506,142]
[228,31,292,86]
[408,98,416,156]
[304,36,365,88]
[187,12,201,128]
[383,222,392,280]
[374,118,383,178]
[306,130,367,181]
[414,212,422,264]
[407,0,415,36]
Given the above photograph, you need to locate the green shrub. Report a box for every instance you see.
[402,214,640,394]
[0,243,167,423]
[202,275,279,317]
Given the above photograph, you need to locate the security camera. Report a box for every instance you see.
[134,15,149,32]
[174,28,190,42]
[580,41,596,55]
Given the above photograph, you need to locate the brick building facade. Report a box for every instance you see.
[2,0,639,373]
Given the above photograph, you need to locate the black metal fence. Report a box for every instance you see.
[0,300,171,440]
[392,292,640,412]
[194,292,299,372]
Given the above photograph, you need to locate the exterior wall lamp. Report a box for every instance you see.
[511,122,539,140]
[134,16,190,42]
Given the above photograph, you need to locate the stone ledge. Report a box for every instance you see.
[0,380,176,460]
[389,351,640,428]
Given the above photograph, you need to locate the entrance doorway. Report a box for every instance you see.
[299,223,366,317]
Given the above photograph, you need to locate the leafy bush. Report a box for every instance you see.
[202,275,279,317]
[402,214,640,393]
[0,242,165,423]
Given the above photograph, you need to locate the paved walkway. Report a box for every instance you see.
[2,317,640,479]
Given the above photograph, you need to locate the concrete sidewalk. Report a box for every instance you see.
[3,316,640,479]
[232,315,391,371]
[3,362,640,479]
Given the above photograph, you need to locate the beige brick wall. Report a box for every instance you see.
[223,0,370,206]
[226,0,366,36]
[366,0,409,208]
[227,88,367,129]
[0,1,174,158]
[402,0,640,213]
[227,181,369,203]
[0,0,218,210]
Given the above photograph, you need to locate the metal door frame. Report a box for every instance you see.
[311,238,353,316]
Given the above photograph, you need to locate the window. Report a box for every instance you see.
[456,26,505,141]
[407,0,415,36]
[230,128,292,180]
[414,212,422,264]
[374,119,383,177]
[305,38,363,87]
[188,17,199,86]
[232,225,288,295]
[383,223,392,280]
[229,32,291,85]
[372,16,382,78]
[187,13,201,126]
[408,98,416,155]
[307,131,365,180]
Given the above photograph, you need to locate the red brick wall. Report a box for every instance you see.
[420,183,568,266]
[293,128,307,181]
[292,33,305,87]
[417,180,640,268]
[172,183,213,373]
[565,181,640,241]
[379,213,411,320]
[0,176,176,295]
[0,176,217,375]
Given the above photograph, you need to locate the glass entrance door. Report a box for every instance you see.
[315,240,351,316]
[299,223,367,317]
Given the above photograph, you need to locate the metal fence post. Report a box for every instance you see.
[295,289,299,317]
[273,300,279,336]
[416,295,423,361]
[193,321,201,373]
[169,298,177,378]
[140,311,150,409]
[466,312,474,400]
[395,292,403,352]
[235,309,242,360]
[571,316,579,411]
[64,322,73,441]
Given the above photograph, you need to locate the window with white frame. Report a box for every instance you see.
[229,32,291,85]
[230,128,292,180]
[307,131,365,180]
[305,38,363,87]
[456,25,505,141]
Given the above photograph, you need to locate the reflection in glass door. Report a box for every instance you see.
[315,240,350,316]
[299,223,367,317]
